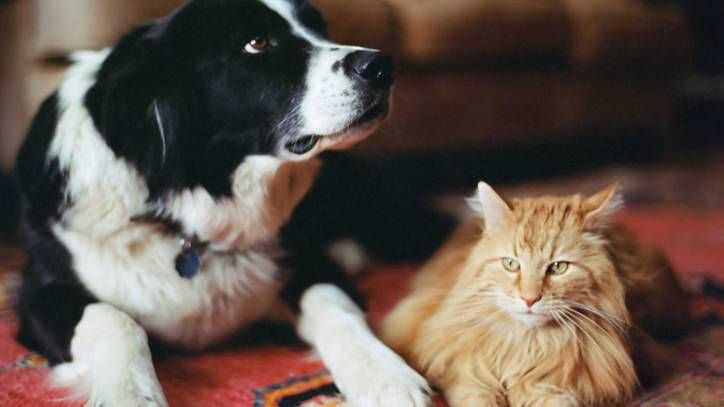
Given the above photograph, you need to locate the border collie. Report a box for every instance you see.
[13,0,438,405]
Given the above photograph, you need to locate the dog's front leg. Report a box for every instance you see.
[52,303,167,407]
[297,284,432,407]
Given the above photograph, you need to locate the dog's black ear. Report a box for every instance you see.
[145,87,209,194]
[143,1,199,45]
[144,6,183,41]
[84,14,206,197]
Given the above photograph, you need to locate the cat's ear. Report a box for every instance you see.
[583,183,623,229]
[469,182,512,233]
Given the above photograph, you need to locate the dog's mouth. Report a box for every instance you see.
[285,102,389,155]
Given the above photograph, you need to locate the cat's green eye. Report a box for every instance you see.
[548,261,570,275]
[501,257,520,272]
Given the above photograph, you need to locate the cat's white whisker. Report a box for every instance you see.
[551,310,581,345]
[565,307,625,335]
[564,301,628,333]
[566,312,623,351]
[566,301,627,323]
[559,311,607,356]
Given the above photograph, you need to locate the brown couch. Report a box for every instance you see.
[0,0,691,169]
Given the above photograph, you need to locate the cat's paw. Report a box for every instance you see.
[336,342,433,407]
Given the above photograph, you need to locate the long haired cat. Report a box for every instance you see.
[381,182,688,406]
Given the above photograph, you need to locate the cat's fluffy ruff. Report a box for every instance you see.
[382,183,687,406]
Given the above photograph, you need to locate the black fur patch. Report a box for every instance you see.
[282,153,456,262]
[14,92,70,227]
[14,92,98,365]
[15,230,96,365]
[0,171,19,238]
[280,153,456,309]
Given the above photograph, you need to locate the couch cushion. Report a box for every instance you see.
[565,0,691,73]
[32,0,184,59]
[383,0,572,65]
[0,1,31,169]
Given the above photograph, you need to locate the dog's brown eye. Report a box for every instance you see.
[244,37,270,54]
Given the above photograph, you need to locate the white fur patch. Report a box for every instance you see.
[298,47,369,137]
[161,156,284,250]
[53,222,285,348]
[159,156,319,251]
[298,285,433,407]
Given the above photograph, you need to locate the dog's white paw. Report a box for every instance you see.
[54,359,168,407]
[298,285,434,407]
[110,367,167,407]
[52,304,169,407]
[53,360,167,407]
[334,341,433,407]
[97,392,165,407]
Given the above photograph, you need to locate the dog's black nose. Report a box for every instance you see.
[344,50,394,87]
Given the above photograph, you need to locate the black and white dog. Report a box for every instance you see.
[14,0,441,405]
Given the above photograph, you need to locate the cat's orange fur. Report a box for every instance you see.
[381,183,688,407]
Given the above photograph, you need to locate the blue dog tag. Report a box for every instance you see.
[176,250,201,279]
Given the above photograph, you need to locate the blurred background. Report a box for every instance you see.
[0,0,723,219]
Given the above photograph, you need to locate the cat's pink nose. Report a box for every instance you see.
[521,295,541,308]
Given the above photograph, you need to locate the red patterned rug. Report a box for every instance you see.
[0,207,723,406]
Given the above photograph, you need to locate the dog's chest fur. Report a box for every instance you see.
[53,142,318,349]
[48,51,320,348]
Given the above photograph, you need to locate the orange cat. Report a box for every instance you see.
[381,182,688,406]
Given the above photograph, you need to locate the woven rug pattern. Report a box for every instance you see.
[0,207,723,406]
